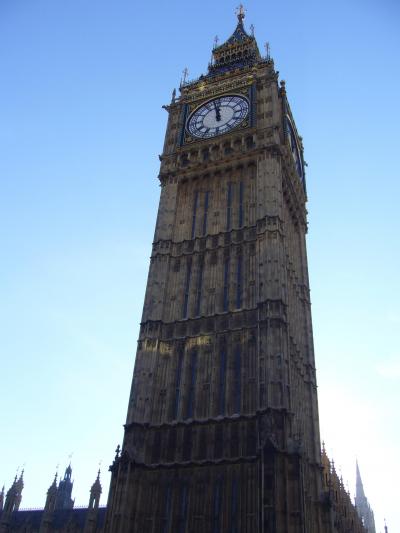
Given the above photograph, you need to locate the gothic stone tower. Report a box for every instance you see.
[105,9,324,533]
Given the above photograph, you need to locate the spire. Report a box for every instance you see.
[88,469,102,511]
[44,471,58,513]
[55,464,74,510]
[48,472,58,493]
[64,463,72,480]
[208,7,262,76]
[16,470,24,490]
[355,462,376,533]
[2,471,24,514]
[90,470,102,496]
[356,460,365,498]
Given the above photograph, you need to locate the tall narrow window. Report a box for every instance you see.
[226,182,233,231]
[223,258,230,312]
[230,477,238,533]
[233,345,241,414]
[161,485,172,533]
[186,349,197,418]
[191,191,199,239]
[195,256,204,316]
[212,477,223,533]
[202,191,210,235]
[218,346,227,416]
[236,254,242,309]
[182,258,192,318]
[238,181,244,227]
[178,485,188,533]
[173,349,184,419]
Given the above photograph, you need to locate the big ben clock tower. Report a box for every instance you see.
[105,7,325,533]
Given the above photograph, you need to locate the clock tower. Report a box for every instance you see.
[105,8,325,533]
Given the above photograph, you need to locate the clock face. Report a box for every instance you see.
[287,118,303,179]
[187,95,249,139]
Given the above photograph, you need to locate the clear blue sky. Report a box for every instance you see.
[1,0,399,529]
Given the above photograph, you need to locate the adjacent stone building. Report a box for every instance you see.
[0,467,105,533]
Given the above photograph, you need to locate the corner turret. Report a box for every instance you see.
[54,465,74,510]
[44,473,58,512]
[84,470,102,533]
[0,472,24,532]
[88,470,102,511]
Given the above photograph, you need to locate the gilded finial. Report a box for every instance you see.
[236,4,245,23]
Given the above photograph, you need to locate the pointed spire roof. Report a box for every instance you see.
[224,7,250,45]
[48,472,58,493]
[208,7,262,77]
[16,470,24,491]
[356,460,365,498]
[90,470,102,495]
[64,463,72,480]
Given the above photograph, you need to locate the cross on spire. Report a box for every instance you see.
[236,4,245,23]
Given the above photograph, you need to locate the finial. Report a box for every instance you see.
[180,67,189,87]
[250,24,254,37]
[236,4,245,23]
[213,35,219,49]
[115,445,121,460]
[265,42,271,60]
[171,88,176,103]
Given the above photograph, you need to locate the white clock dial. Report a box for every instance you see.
[187,95,249,139]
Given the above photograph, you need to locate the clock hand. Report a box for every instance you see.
[214,100,221,122]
